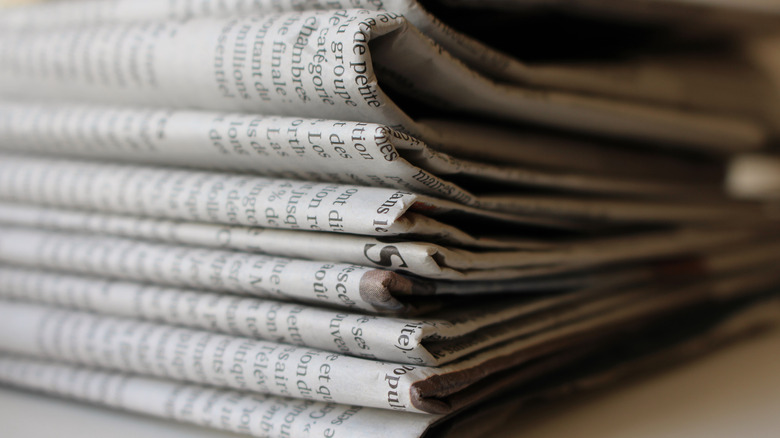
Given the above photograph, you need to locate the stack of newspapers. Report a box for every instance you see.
[0,1,779,436]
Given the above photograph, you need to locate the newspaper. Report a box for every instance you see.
[0,294,778,438]
[0,152,583,236]
[0,266,645,365]
[2,222,777,305]
[0,226,434,314]
[0,101,727,199]
[476,54,779,129]
[0,236,777,365]
[0,301,605,413]
[0,356,440,438]
[0,0,776,130]
[0,226,626,314]
[0,154,759,231]
[0,9,766,151]
[415,119,724,182]
[0,152,591,233]
[0,0,534,86]
[0,203,776,280]
[0,103,725,186]
[0,2,776,434]
[0,226,673,316]
[0,268,776,414]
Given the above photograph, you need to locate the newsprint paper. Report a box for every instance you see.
[0,102,727,199]
[0,266,777,413]
[0,266,627,365]
[0,10,765,150]
[0,203,773,280]
[0,2,778,438]
[0,294,778,438]
[0,154,758,234]
[0,237,777,365]
[0,0,776,145]
[1,226,777,313]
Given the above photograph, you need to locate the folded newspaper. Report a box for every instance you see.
[0,154,762,232]
[1,0,777,138]
[0,1,779,437]
[0,102,729,198]
[0,204,775,278]
[0,236,776,364]
[0,9,769,150]
[1,225,777,313]
[0,262,777,414]
[1,294,778,438]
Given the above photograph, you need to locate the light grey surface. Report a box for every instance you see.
[0,327,779,437]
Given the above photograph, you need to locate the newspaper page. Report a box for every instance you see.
[0,0,776,128]
[0,0,532,86]
[1,222,776,304]
[0,226,432,314]
[0,101,727,199]
[0,355,439,438]
[0,154,758,229]
[0,226,664,316]
[0,153,595,233]
[0,10,765,151]
[0,203,775,280]
[0,101,721,182]
[0,269,776,413]
[1,237,778,365]
[0,226,630,315]
[0,301,599,413]
[0,266,644,365]
[1,295,778,438]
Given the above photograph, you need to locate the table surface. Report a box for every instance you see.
[1,327,779,438]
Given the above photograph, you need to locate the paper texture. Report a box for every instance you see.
[0,301,587,413]
[0,267,776,413]
[0,10,765,150]
[415,119,724,182]
[0,154,758,231]
[0,1,777,436]
[0,226,431,314]
[0,293,779,438]
[1,221,776,309]
[0,235,777,365]
[0,355,439,438]
[0,266,630,365]
[1,0,777,133]
[0,203,773,280]
[0,226,661,315]
[0,101,727,199]
[0,0,532,88]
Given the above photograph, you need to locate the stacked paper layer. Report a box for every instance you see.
[0,1,778,437]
